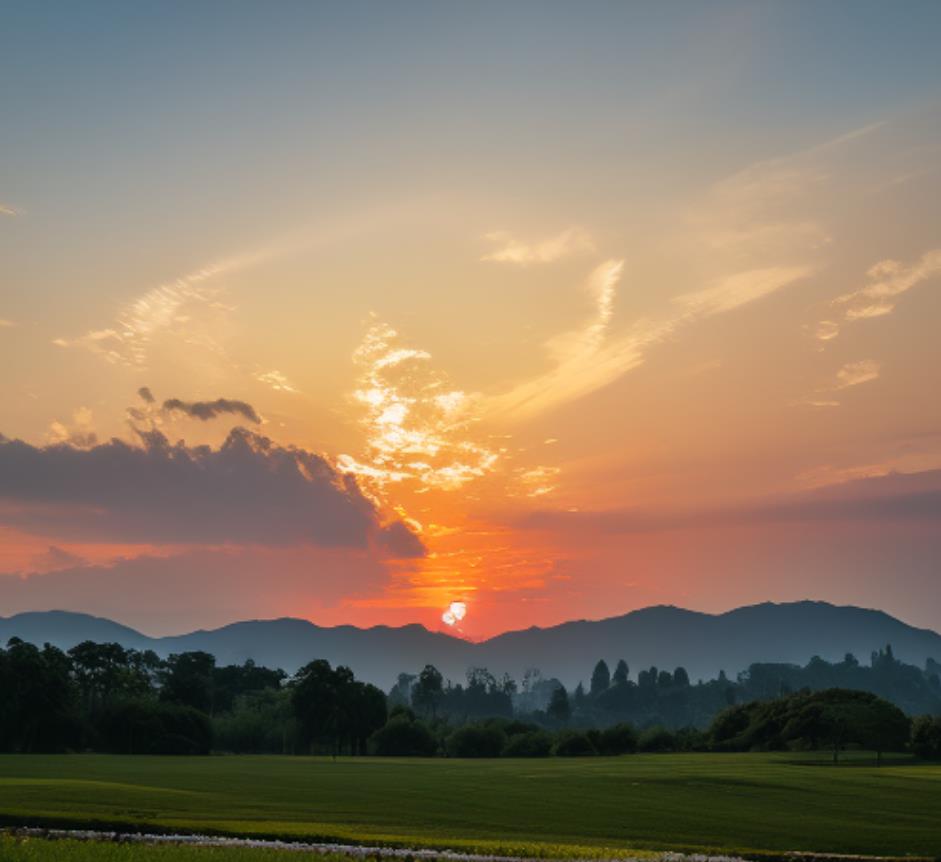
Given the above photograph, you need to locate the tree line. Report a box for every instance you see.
[2,636,940,759]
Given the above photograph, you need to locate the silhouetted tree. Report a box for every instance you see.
[612,659,629,686]
[911,715,941,759]
[160,651,216,714]
[547,685,571,723]
[412,664,444,718]
[590,660,611,696]
[573,682,586,708]
[369,714,436,756]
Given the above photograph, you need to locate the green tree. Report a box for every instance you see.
[612,659,629,686]
[590,660,611,696]
[160,651,216,714]
[412,664,444,718]
[547,684,570,723]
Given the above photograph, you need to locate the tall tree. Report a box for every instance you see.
[160,651,216,714]
[412,664,444,718]
[547,684,571,724]
[590,659,611,696]
[612,659,629,686]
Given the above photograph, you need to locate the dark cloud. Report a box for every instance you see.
[138,387,155,404]
[377,521,426,558]
[163,398,261,424]
[0,428,425,555]
[520,469,941,534]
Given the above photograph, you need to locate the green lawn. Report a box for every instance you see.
[0,753,939,859]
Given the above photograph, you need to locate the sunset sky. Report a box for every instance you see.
[2,2,940,639]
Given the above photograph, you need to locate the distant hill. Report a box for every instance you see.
[2,601,940,689]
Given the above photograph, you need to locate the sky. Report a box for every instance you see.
[1,1,940,639]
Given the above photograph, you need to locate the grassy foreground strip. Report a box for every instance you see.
[0,753,939,858]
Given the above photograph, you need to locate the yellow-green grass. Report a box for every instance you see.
[0,753,939,859]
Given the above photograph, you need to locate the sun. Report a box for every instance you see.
[441,601,467,627]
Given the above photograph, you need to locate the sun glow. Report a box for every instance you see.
[441,600,467,627]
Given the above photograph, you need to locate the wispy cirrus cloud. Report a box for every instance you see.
[482,126,875,423]
[816,249,941,342]
[481,227,596,265]
[0,319,15,328]
[254,370,300,394]
[50,250,274,367]
[0,203,17,217]
[673,266,813,316]
[795,358,881,407]
[834,359,881,390]
[485,260,810,423]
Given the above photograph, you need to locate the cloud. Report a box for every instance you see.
[818,249,941,341]
[673,266,813,317]
[50,253,260,367]
[163,397,261,424]
[0,204,16,217]
[377,521,427,558]
[340,320,498,491]
[254,370,299,394]
[46,406,98,449]
[0,427,424,555]
[0,319,15,328]
[834,359,880,390]
[519,468,941,534]
[29,545,88,573]
[481,227,596,265]
[485,259,809,422]
[138,387,156,404]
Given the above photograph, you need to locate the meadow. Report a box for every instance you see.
[1,753,940,859]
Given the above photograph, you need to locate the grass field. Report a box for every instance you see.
[0,753,939,859]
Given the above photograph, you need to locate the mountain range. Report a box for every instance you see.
[2,601,939,689]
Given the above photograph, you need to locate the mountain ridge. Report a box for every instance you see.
[2,600,939,689]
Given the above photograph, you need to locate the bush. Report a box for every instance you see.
[214,691,290,753]
[553,730,596,756]
[911,715,941,759]
[673,726,708,751]
[638,726,676,752]
[96,700,212,755]
[501,730,553,757]
[597,722,638,755]
[369,716,437,756]
[446,723,506,758]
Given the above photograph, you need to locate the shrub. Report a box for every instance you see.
[673,726,708,751]
[553,730,596,756]
[638,726,676,752]
[96,700,212,755]
[446,723,506,758]
[213,691,289,754]
[369,716,436,756]
[502,730,553,757]
[597,722,638,755]
[911,715,941,759]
